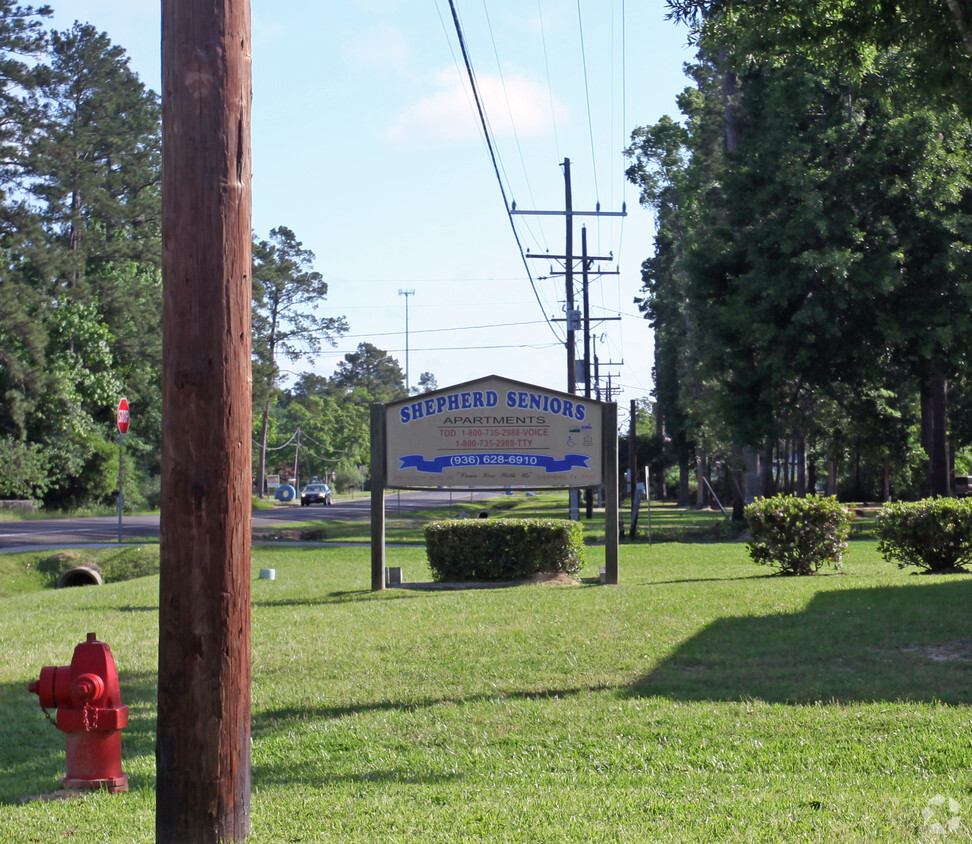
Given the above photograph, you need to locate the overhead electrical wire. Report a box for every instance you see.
[480,0,552,263]
[482,0,538,215]
[575,0,599,205]
[326,340,562,356]
[435,0,643,402]
[445,0,565,343]
[341,318,553,340]
[537,0,561,164]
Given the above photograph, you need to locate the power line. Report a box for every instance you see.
[445,0,565,345]
[482,0,538,214]
[537,0,561,164]
[321,340,563,356]
[576,0,599,203]
[341,318,553,340]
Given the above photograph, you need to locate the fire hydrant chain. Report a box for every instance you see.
[83,702,96,732]
[39,704,57,728]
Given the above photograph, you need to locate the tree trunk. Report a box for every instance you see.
[927,368,950,496]
[795,432,807,497]
[730,445,746,521]
[696,452,710,509]
[827,459,838,497]
[759,443,774,497]
[743,445,760,503]
[678,446,691,507]
[158,1,252,841]
[256,397,271,498]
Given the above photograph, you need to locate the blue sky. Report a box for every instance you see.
[50,1,694,414]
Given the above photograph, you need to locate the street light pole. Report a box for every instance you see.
[398,288,415,392]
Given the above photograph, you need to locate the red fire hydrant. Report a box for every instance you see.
[28,632,129,792]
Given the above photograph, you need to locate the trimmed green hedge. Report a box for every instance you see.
[744,494,852,576]
[876,497,972,572]
[424,518,584,582]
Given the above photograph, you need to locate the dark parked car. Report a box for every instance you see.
[300,483,332,506]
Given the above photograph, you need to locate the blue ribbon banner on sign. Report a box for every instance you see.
[397,453,591,474]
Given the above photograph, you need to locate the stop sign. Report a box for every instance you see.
[117,398,130,434]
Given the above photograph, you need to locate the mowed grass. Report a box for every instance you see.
[1,539,971,842]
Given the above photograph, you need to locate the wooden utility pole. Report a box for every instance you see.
[563,158,575,395]
[158,2,252,842]
[628,399,638,538]
[582,227,593,519]
[513,160,624,522]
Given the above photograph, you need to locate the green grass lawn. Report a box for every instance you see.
[2,533,971,841]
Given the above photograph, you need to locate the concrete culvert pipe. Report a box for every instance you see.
[57,566,104,588]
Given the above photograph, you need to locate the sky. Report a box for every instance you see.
[49,1,695,418]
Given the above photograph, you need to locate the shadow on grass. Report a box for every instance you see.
[648,573,775,586]
[249,684,611,787]
[253,590,424,609]
[0,671,158,804]
[253,684,605,736]
[631,577,972,705]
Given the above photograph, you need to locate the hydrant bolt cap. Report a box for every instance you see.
[72,673,106,705]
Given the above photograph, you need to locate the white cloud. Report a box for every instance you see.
[386,68,568,143]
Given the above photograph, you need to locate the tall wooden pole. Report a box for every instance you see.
[370,404,387,592]
[603,401,619,584]
[158,2,252,842]
[563,157,575,395]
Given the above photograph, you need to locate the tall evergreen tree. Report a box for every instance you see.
[330,341,408,406]
[252,226,347,496]
[0,1,50,205]
[28,21,161,289]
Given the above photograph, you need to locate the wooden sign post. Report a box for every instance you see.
[158,1,253,841]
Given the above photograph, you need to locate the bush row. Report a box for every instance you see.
[745,494,972,575]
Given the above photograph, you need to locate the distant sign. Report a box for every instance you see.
[384,375,605,490]
[117,398,130,434]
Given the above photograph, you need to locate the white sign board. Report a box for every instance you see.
[384,375,605,490]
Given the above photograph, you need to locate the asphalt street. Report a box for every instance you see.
[0,489,500,552]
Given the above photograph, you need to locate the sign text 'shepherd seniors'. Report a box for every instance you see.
[385,376,604,489]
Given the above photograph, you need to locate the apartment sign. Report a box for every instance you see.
[384,375,605,489]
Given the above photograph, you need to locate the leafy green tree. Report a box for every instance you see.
[283,392,369,490]
[0,4,53,444]
[0,435,48,499]
[330,342,407,405]
[0,21,163,509]
[666,0,972,110]
[416,371,438,394]
[252,226,347,496]
[629,23,972,501]
[626,62,737,505]
[0,272,47,438]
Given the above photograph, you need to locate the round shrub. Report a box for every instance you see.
[744,494,852,576]
[875,497,972,572]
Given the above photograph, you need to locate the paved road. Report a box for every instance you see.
[0,489,500,552]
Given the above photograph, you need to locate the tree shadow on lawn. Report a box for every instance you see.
[252,590,426,609]
[249,684,608,787]
[631,577,972,705]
